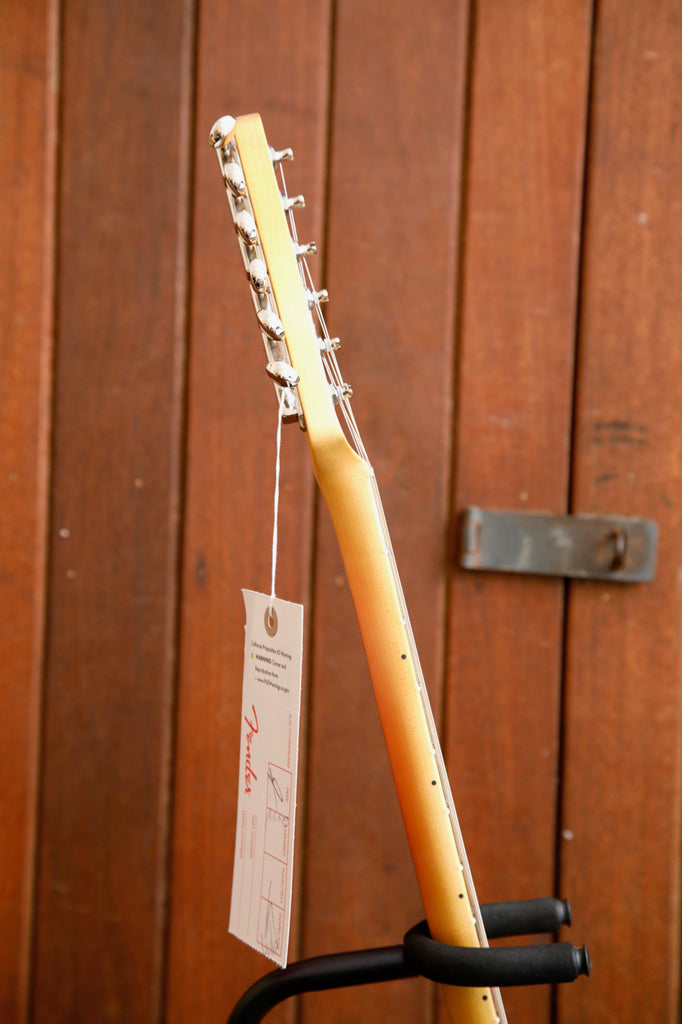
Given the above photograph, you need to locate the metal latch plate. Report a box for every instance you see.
[459,508,658,582]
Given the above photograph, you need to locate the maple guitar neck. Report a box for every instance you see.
[210,112,507,1024]
[314,436,506,1024]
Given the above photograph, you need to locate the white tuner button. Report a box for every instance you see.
[248,258,268,294]
[209,115,236,148]
[222,160,246,197]
[257,309,285,341]
[234,210,258,244]
[266,361,300,388]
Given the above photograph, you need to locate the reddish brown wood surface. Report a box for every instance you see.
[1,2,680,1023]
[445,3,593,1021]
[0,2,56,1021]
[30,1,194,1021]
[558,3,682,1022]
[164,4,331,1023]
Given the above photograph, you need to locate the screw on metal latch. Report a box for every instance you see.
[461,512,482,560]
[610,528,628,571]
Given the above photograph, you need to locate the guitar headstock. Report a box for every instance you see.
[210,114,364,460]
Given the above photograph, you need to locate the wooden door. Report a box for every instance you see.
[2,2,680,1023]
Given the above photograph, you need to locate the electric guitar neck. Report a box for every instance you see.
[210,112,507,1024]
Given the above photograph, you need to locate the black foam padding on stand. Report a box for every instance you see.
[403,920,591,988]
[226,898,590,1023]
[481,897,573,939]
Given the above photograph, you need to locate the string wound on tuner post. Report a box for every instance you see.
[270,145,294,163]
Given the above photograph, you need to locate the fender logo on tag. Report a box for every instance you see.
[243,705,259,793]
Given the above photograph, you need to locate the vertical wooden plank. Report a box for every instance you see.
[165,3,331,1022]
[446,2,593,1021]
[31,1,195,1021]
[301,4,470,1022]
[559,3,682,1021]
[0,2,57,1021]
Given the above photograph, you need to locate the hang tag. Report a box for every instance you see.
[229,589,304,966]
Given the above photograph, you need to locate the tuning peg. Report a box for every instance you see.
[222,160,246,197]
[307,289,329,307]
[270,146,294,163]
[209,115,236,148]
[294,242,317,258]
[234,210,258,245]
[282,194,305,212]
[257,309,285,342]
[248,258,269,294]
[279,388,301,424]
[266,361,300,388]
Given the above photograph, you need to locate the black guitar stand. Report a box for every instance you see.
[226,896,590,1023]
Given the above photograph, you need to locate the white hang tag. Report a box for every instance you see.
[229,589,304,966]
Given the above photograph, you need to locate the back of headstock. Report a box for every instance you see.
[210,114,364,470]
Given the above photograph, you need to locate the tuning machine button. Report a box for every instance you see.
[248,258,269,294]
[266,361,300,388]
[270,146,294,163]
[234,210,258,245]
[257,309,285,342]
[280,388,303,426]
[222,160,246,197]
[209,115,236,148]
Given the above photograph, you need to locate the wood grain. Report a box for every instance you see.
[301,3,470,1022]
[0,2,678,1022]
[0,2,57,1021]
[164,4,332,1023]
[31,1,194,1020]
[446,3,593,1021]
[558,2,682,1021]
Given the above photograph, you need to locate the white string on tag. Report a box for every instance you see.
[270,395,284,601]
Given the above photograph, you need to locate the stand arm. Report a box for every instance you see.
[226,945,407,1024]
[226,897,589,1024]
